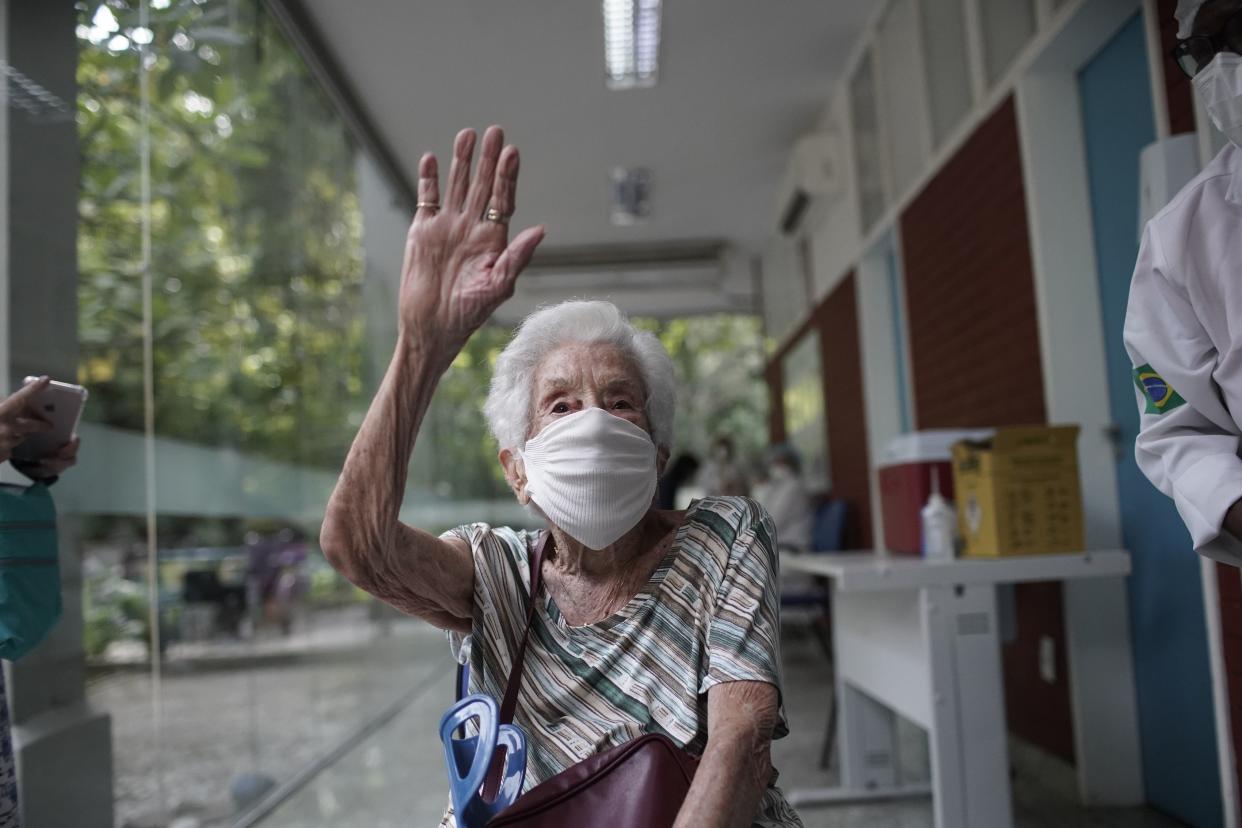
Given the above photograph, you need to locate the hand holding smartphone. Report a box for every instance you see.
[10,377,88,462]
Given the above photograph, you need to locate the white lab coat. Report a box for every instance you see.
[753,469,816,595]
[1123,142,1242,565]
[753,468,814,551]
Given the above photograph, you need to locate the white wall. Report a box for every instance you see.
[922,0,974,148]
[806,94,864,304]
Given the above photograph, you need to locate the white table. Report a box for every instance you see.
[781,550,1142,828]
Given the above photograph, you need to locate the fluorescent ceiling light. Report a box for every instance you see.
[603,0,661,89]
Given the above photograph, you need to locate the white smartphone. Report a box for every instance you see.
[12,377,88,461]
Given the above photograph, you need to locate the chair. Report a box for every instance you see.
[811,498,847,553]
[780,497,846,615]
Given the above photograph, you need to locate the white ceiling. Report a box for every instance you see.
[301,0,872,257]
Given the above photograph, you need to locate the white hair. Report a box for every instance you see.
[484,300,677,452]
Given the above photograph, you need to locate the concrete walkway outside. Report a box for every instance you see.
[90,610,450,828]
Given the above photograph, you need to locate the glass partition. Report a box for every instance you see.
[921,0,974,148]
[67,3,772,825]
[76,2,435,824]
[780,331,828,491]
[980,0,1037,85]
[850,49,886,233]
[876,0,929,199]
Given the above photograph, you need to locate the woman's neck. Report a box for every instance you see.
[547,509,666,579]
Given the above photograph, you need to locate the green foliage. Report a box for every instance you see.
[82,569,149,658]
[74,1,767,504]
[77,0,367,469]
[414,326,514,499]
[632,315,768,464]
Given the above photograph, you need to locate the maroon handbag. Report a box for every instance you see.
[483,533,700,827]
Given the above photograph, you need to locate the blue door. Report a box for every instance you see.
[1079,13,1223,826]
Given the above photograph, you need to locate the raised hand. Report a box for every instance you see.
[399,126,546,359]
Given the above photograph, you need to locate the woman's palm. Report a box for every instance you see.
[399,126,545,351]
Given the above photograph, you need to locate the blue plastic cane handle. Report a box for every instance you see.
[439,693,527,828]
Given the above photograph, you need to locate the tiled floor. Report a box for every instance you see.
[260,626,1188,828]
[771,630,1185,828]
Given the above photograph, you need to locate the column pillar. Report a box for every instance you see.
[3,3,113,826]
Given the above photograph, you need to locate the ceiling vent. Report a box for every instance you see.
[776,132,841,236]
[610,166,652,226]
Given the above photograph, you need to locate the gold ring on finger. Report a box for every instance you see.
[484,207,510,224]
[417,201,440,211]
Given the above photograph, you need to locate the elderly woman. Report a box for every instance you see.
[321,126,801,828]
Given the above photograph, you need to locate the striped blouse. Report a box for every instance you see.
[437,495,803,827]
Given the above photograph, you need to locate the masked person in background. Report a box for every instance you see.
[1124,0,1242,565]
[751,445,813,554]
[320,127,800,828]
[696,435,749,497]
[0,377,81,828]
[751,445,819,604]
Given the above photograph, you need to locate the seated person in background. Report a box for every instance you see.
[751,444,813,553]
[320,127,802,828]
[697,435,750,497]
[752,445,819,600]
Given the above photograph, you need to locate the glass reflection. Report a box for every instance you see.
[76,1,423,824]
[68,2,772,825]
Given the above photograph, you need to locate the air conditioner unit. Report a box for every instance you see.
[775,131,842,236]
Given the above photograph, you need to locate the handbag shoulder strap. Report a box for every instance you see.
[483,531,550,801]
[498,530,551,726]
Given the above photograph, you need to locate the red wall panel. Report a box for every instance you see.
[818,274,873,549]
[1157,0,1197,135]
[900,97,1047,430]
[766,361,786,446]
[899,97,1074,763]
[765,271,874,548]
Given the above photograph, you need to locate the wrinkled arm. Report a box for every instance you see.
[320,341,475,631]
[1124,225,1242,551]
[673,681,777,828]
[321,127,544,629]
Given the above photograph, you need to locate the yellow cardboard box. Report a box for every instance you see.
[951,425,1084,558]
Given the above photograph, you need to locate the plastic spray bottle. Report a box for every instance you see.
[921,467,956,562]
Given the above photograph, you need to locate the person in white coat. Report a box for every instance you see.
[751,444,814,553]
[1124,0,1242,564]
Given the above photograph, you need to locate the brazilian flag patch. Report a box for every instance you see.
[1133,364,1186,415]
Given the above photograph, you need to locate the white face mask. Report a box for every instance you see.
[770,464,794,481]
[1194,53,1242,148]
[519,407,658,550]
